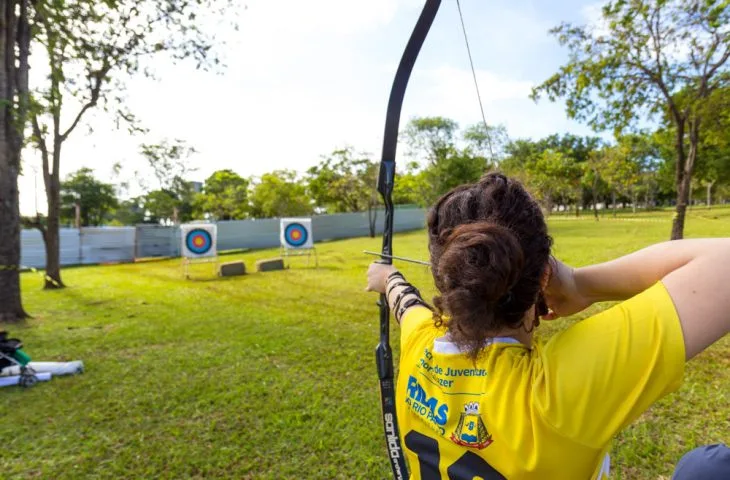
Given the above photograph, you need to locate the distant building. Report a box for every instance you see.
[190,181,203,193]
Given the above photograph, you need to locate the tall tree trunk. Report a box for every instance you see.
[0,164,26,322]
[40,132,64,288]
[43,173,64,288]
[0,0,30,322]
[673,176,690,240]
[671,118,689,240]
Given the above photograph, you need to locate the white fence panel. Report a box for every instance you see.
[135,225,177,258]
[19,208,428,268]
[217,218,280,251]
[20,229,45,269]
[80,227,135,264]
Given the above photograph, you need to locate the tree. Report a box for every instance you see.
[109,197,146,226]
[194,169,249,220]
[403,116,459,164]
[593,144,640,216]
[0,0,32,321]
[26,0,230,289]
[403,117,498,203]
[143,189,180,224]
[423,147,491,200]
[249,170,313,219]
[501,134,603,214]
[306,148,380,236]
[60,168,118,226]
[393,166,430,207]
[523,150,581,215]
[306,148,378,213]
[140,140,198,224]
[462,123,509,164]
[685,86,730,207]
[532,0,730,239]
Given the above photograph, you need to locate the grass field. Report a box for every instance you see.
[2,207,729,479]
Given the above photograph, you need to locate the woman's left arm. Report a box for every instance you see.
[366,262,429,324]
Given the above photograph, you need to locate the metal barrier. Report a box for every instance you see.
[19,208,427,268]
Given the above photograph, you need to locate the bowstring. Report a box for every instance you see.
[455,0,495,160]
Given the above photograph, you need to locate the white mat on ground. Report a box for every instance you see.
[0,372,52,387]
[0,360,84,377]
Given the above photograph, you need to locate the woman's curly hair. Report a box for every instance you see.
[426,172,552,359]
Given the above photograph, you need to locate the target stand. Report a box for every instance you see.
[279,218,318,268]
[180,224,218,279]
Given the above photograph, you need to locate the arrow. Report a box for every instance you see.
[363,250,431,266]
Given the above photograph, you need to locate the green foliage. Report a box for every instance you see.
[306,148,379,213]
[139,140,198,224]
[249,170,313,218]
[403,116,460,163]
[502,134,606,213]
[194,169,249,220]
[143,189,180,224]
[532,0,730,133]
[60,168,118,226]
[140,140,197,191]
[30,0,233,137]
[109,197,146,226]
[423,147,492,201]
[392,170,430,206]
[401,117,502,204]
[3,209,730,478]
[532,0,730,237]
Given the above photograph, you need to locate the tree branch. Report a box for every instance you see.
[21,213,46,235]
[60,59,110,142]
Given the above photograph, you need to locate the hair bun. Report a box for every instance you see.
[436,222,524,306]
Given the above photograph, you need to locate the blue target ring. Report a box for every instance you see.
[185,228,213,255]
[284,223,308,247]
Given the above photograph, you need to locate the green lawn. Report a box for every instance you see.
[2,207,729,479]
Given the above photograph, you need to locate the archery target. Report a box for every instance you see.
[180,224,217,258]
[280,218,313,249]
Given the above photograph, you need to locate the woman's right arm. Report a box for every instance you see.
[573,239,730,359]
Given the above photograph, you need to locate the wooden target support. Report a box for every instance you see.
[279,246,318,268]
[182,256,219,279]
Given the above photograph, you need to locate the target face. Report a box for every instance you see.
[284,223,309,247]
[180,224,217,258]
[280,218,313,249]
[185,229,213,255]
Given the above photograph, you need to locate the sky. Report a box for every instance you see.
[18,0,606,216]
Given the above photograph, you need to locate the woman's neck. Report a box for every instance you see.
[492,305,537,347]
